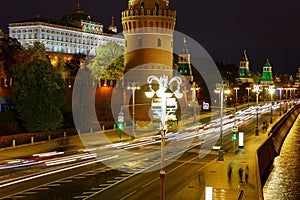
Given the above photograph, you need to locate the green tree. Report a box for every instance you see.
[13,44,67,132]
[66,53,85,77]
[88,42,124,81]
[56,53,70,80]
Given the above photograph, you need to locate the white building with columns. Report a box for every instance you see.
[8,3,123,56]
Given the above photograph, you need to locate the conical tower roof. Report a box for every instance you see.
[263,59,271,67]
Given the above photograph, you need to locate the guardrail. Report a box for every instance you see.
[257,104,300,186]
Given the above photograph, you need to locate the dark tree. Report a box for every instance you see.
[13,43,67,132]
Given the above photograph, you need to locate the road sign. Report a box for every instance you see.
[203,102,209,110]
[232,125,238,132]
[118,111,124,122]
[238,132,244,148]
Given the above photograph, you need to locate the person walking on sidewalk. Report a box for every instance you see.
[227,162,232,183]
[245,165,249,183]
[238,167,244,183]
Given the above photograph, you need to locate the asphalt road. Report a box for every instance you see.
[0,106,281,200]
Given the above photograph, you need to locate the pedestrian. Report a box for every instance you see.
[227,162,232,183]
[245,165,249,183]
[238,167,243,183]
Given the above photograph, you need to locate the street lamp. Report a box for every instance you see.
[215,81,230,161]
[233,87,240,106]
[268,85,275,124]
[246,87,251,107]
[191,82,199,124]
[127,81,140,140]
[145,75,183,200]
[278,88,283,116]
[253,84,262,136]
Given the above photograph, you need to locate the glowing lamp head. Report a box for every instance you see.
[145,85,155,98]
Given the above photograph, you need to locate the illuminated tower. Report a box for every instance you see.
[237,50,252,83]
[261,59,274,86]
[121,0,176,81]
[177,38,193,83]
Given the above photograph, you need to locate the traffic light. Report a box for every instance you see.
[117,122,123,131]
[231,133,237,141]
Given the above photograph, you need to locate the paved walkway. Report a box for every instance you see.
[172,117,286,200]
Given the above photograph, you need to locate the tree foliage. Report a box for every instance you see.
[2,37,24,78]
[88,42,124,80]
[13,43,67,132]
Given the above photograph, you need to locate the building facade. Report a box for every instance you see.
[8,3,124,56]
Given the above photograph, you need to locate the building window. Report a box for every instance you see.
[138,37,142,47]
[157,38,161,47]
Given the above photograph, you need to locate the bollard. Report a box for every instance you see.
[31,137,34,144]
[90,128,93,133]
[114,124,116,130]
[48,135,51,141]
[12,140,15,147]
[64,132,66,138]
[102,126,105,130]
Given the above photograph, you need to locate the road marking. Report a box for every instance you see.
[82,192,95,194]
[121,173,131,176]
[120,190,136,200]
[73,196,89,199]
[47,184,61,187]
[115,177,125,179]
[9,195,26,198]
[142,178,158,188]
[34,188,50,190]
[99,183,111,186]
[107,180,118,183]
[21,191,38,195]
[59,180,73,183]
[73,176,86,179]
[0,155,118,189]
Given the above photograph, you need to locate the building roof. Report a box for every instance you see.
[10,15,80,29]
[263,59,271,67]
[61,2,95,23]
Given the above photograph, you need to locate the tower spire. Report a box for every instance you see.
[77,0,80,9]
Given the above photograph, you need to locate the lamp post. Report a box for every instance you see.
[145,75,183,200]
[233,87,240,106]
[253,84,262,136]
[246,87,251,107]
[278,88,283,116]
[127,81,140,140]
[268,85,275,124]
[191,82,199,124]
[215,81,230,161]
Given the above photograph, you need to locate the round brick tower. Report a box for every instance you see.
[121,0,176,81]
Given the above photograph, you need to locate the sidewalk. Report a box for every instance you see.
[173,122,281,200]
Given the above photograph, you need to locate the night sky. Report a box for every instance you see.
[1,0,299,75]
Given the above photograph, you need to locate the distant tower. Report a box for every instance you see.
[261,59,274,86]
[236,50,252,84]
[295,67,300,86]
[108,16,117,33]
[177,38,193,82]
[121,0,176,82]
